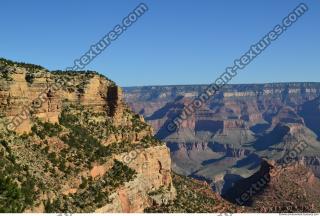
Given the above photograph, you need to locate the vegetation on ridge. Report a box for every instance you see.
[0,57,115,86]
[0,140,38,212]
[45,160,137,213]
[0,57,45,72]
[145,173,242,213]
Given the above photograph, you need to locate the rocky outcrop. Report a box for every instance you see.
[0,59,176,213]
[96,146,176,213]
[0,68,120,133]
[218,160,320,212]
[250,161,320,212]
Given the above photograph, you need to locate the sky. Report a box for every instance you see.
[0,0,319,87]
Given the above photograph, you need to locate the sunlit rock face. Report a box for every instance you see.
[0,60,176,213]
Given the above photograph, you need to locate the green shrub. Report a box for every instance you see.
[0,141,37,213]
[46,160,136,213]
[31,121,62,139]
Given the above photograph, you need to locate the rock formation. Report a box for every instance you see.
[0,58,176,213]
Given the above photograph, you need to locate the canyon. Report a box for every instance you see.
[124,83,320,210]
[1,57,320,213]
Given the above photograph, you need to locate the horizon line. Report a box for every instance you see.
[123,81,320,88]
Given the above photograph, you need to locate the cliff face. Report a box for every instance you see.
[97,146,174,213]
[0,67,124,133]
[124,83,320,208]
[0,59,175,213]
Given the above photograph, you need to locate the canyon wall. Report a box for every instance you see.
[124,83,320,196]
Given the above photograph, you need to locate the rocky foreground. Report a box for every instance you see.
[0,58,178,213]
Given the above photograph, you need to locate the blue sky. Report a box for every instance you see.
[0,0,319,86]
